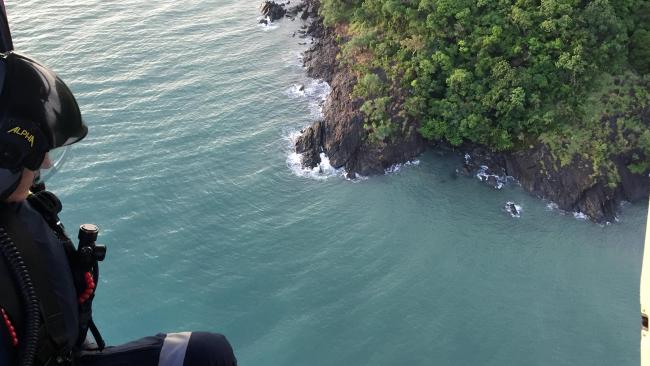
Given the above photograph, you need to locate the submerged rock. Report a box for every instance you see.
[505,202,521,218]
[462,140,649,223]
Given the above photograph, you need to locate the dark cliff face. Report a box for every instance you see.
[297,15,425,177]
[462,140,649,222]
[512,148,648,222]
[290,0,648,222]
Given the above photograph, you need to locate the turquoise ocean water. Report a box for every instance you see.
[7,1,648,365]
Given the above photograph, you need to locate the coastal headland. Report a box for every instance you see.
[263,0,650,222]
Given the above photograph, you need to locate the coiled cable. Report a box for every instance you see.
[0,227,40,366]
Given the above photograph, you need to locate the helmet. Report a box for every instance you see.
[0,52,88,172]
[0,52,88,171]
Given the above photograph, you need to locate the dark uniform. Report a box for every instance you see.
[0,36,237,366]
[1,198,237,366]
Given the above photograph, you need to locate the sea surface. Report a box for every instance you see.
[7,1,648,365]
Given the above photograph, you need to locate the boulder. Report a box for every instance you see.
[260,1,286,22]
[295,121,323,168]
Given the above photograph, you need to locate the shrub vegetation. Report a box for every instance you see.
[321,0,650,178]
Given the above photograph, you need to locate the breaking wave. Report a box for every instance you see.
[546,202,559,210]
[546,202,602,223]
[573,211,589,220]
[476,165,510,190]
[285,131,345,180]
[283,51,304,68]
[385,160,420,175]
[285,79,331,118]
[284,68,337,180]
[464,154,513,190]
[504,201,522,218]
[256,16,280,31]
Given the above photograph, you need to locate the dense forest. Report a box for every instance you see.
[319,0,650,184]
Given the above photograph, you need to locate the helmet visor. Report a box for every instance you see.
[34,145,70,184]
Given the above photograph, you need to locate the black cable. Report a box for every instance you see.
[88,262,104,351]
[0,228,40,366]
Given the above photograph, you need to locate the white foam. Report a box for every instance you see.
[476,165,510,190]
[573,211,588,220]
[504,201,522,218]
[351,173,369,182]
[283,51,304,68]
[464,153,513,189]
[287,83,307,97]
[385,160,420,175]
[285,79,331,118]
[285,79,330,99]
[257,16,280,31]
[546,202,598,222]
[282,40,337,180]
[285,130,345,180]
[546,202,559,210]
[287,151,346,180]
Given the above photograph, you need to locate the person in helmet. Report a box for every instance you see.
[0,53,237,366]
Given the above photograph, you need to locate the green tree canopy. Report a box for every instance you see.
[322,0,647,150]
[320,0,650,178]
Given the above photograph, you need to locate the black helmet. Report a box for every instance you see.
[0,52,88,172]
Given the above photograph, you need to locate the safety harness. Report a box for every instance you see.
[0,190,104,366]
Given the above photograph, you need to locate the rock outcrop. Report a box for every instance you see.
[295,121,323,168]
[280,0,648,222]
[260,1,286,23]
[261,0,318,23]
[296,8,425,177]
[460,137,649,222]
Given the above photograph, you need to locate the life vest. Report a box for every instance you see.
[0,190,104,366]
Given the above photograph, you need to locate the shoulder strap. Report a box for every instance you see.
[0,204,72,363]
[27,191,75,259]
[27,191,107,352]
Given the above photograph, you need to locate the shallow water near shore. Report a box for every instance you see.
[8,1,648,365]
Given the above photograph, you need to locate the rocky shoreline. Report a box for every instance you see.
[295,3,426,178]
[459,142,649,222]
[265,0,649,223]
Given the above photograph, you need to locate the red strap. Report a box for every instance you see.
[1,307,18,347]
[78,271,95,304]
